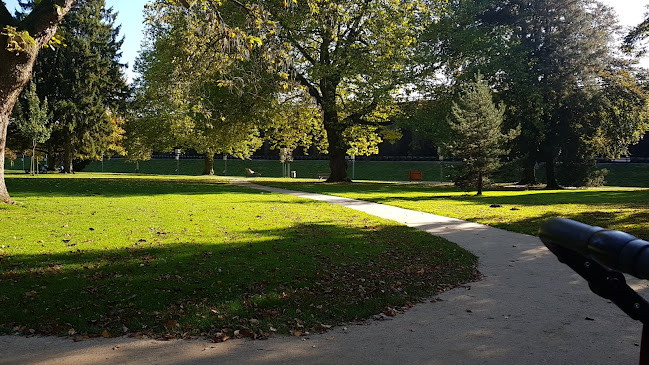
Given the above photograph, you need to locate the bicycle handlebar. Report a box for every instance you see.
[539,217,649,280]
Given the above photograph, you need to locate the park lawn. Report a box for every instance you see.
[0,172,477,339]
[259,181,649,240]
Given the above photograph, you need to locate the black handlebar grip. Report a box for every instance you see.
[539,217,604,253]
[540,217,649,280]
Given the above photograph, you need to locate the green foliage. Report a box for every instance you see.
[444,74,518,194]
[11,82,52,175]
[556,160,608,188]
[1,25,35,54]
[31,0,128,172]
[13,82,52,146]
[257,0,431,180]
[422,0,647,188]
[133,1,318,169]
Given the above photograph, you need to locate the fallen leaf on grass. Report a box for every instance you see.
[165,320,179,330]
[212,333,229,343]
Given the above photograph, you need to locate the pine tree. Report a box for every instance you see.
[13,82,52,175]
[445,74,518,195]
[424,0,631,188]
[31,0,128,173]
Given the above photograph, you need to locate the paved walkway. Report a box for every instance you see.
[1,183,647,364]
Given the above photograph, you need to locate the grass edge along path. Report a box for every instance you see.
[0,172,478,341]
[257,180,649,240]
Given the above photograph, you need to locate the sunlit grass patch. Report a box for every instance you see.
[259,180,649,239]
[0,173,477,339]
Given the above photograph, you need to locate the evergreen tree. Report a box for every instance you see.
[445,74,518,195]
[30,0,128,173]
[423,0,646,188]
[12,82,52,175]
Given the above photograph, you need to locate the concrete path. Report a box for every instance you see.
[1,183,647,364]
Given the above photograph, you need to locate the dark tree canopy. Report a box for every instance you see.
[28,0,128,173]
[422,0,649,188]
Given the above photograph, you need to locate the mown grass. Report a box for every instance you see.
[259,181,649,240]
[9,158,649,186]
[0,172,477,339]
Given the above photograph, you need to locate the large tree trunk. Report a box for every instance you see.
[545,156,560,189]
[63,137,73,173]
[0,44,38,203]
[324,122,349,182]
[202,153,215,175]
[46,143,56,171]
[0,98,19,203]
[0,0,77,203]
[320,76,349,182]
[518,154,538,185]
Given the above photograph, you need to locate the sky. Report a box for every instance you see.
[2,0,649,82]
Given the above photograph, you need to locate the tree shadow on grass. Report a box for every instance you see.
[0,222,478,338]
[262,181,649,207]
[362,189,649,208]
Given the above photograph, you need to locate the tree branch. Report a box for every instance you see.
[291,67,322,104]
[22,0,76,43]
[284,28,318,67]
[0,3,16,26]
[333,0,370,58]
[342,100,379,126]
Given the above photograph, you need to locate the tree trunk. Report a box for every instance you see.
[477,171,483,196]
[0,0,77,202]
[202,153,215,175]
[320,77,349,182]
[545,156,560,189]
[63,137,73,173]
[0,47,38,202]
[47,143,56,171]
[518,155,537,185]
[31,145,37,175]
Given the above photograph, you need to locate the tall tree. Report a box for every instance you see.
[133,1,329,175]
[445,74,517,195]
[29,0,128,173]
[259,0,428,181]
[423,0,645,188]
[132,2,277,174]
[0,0,76,203]
[12,82,52,175]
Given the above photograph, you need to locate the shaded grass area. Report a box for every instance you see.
[0,172,477,339]
[259,181,649,240]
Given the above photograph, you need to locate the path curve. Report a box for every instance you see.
[1,183,646,364]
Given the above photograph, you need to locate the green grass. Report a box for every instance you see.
[9,158,649,187]
[258,181,649,240]
[0,172,477,339]
[71,158,451,182]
